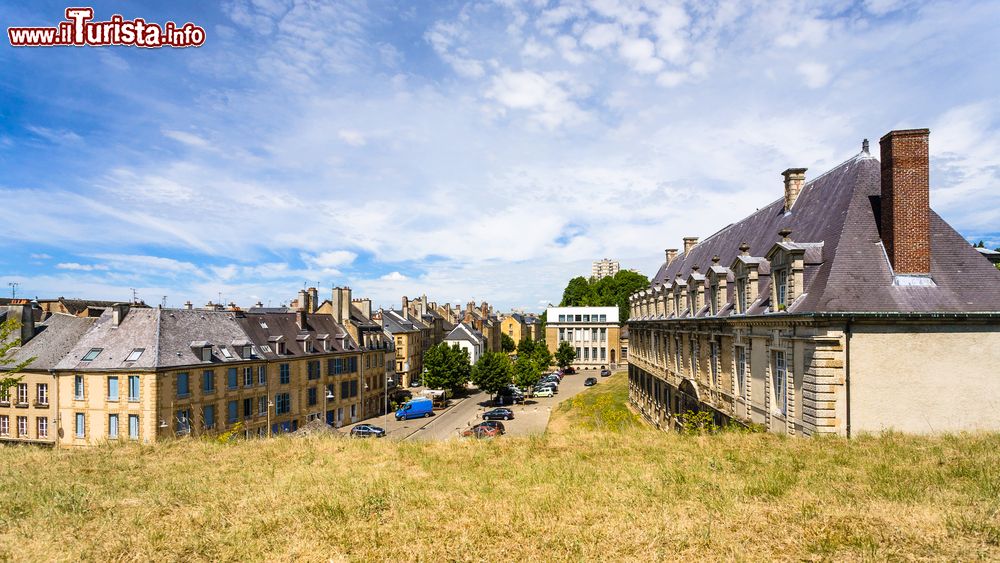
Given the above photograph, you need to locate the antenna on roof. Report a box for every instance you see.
[161,296,168,308]
[130,288,139,304]
[7,282,18,299]
[862,139,870,154]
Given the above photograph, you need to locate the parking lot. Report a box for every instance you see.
[341,367,615,440]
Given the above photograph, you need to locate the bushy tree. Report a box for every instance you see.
[501,333,516,353]
[560,276,592,306]
[516,336,536,357]
[471,351,512,400]
[422,343,471,392]
[555,341,576,370]
[531,345,553,371]
[557,270,650,325]
[1,319,34,396]
[513,355,541,395]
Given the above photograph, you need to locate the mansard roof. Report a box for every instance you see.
[649,152,1000,313]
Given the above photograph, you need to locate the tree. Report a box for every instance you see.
[556,270,650,325]
[560,276,592,306]
[516,336,536,357]
[512,355,541,396]
[471,351,512,401]
[975,240,985,248]
[555,341,576,370]
[531,344,552,371]
[501,333,516,353]
[1,319,34,397]
[421,343,471,392]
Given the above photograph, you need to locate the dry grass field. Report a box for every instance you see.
[1,373,998,561]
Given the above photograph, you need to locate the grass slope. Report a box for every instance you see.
[0,373,998,561]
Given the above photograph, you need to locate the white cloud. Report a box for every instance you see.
[30,253,52,260]
[618,36,664,74]
[26,126,81,145]
[380,271,408,281]
[338,129,367,146]
[580,23,621,50]
[162,130,211,148]
[486,69,587,128]
[56,262,108,271]
[303,250,358,269]
[796,61,831,88]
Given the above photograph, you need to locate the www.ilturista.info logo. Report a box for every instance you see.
[8,7,205,48]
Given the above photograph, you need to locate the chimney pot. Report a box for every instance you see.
[782,168,808,212]
[880,128,931,274]
[665,248,678,264]
[682,237,698,254]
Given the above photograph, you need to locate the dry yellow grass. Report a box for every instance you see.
[1,373,998,561]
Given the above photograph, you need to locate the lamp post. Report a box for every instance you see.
[267,400,274,438]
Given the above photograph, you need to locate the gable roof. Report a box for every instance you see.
[3,313,97,371]
[445,322,485,345]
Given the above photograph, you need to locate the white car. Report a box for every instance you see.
[533,387,554,398]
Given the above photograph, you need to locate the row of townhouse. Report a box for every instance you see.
[499,312,543,345]
[626,129,1000,436]
[1,287,392,447]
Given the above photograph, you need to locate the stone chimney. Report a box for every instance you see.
[112,303,130,327]
[5,300,35,345]
[401,296,409,313]
[308,287,319,313]
[296,307,308,330]
[880,128,931,274]
[353,297,371,319]
[331,286,352,325]
[683,237,698,254]
[297,289,308,312]
[782,168,807,212]
[184,301,193,310]
[420,294,427,316]
[665,248,678,264]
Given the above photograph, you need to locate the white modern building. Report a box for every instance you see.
[592,259,620,279]
[545,306,623,368]
[443,322,486,365]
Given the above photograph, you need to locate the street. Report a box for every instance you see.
[341,368,608,440]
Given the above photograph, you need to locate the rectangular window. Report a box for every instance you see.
[74,375,85,400]
[243,398,253,418]
[737,279,747,314]
[279,364,290,384]
[176,409,191,434]
[202,347,213,362]
[128,375,140,402]
[128,414,139,440]
[227,401,238,423]
[82,348,102,361]
[711,285,719,315]
[348,357,357,373]
[308,360,320,380]
[227,368,238,389]
[351,404,357,419]
[308,387,318,406]
[204,405,216,429]
[257,365,267,385]
[690,340,697,378]
[37,417,48,438]
[108,414,119,439]
[350,380,358,397]
[575,314,582,322]
[0,415,7,436]
[583,314,590,322]
[710,342,719,387]
[340,381,349,399]
[125,348,144,362]
[600,347,606,360]
[243,367,254,387]
[258,396,267,416]
[0,386,8,404]
[16,383,27,405]
[674,336,681,373]
[75,413,85,438]
[777,271,787,307]
[203,370,215,393]
[36,383,48,405]
[104,376,118,401]
[774,351,787,415]
[275,393,291,415]
[17,416,27,437]
[177,372,190,397]
[558,314,565,322]
[736,346,747,398]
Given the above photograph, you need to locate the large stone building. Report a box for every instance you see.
[378,309,423,387]
[500,313,528,346]
[627,129,1000,436]
[444,322,487,365]
[545,306,623,368]
[1,299,387,446]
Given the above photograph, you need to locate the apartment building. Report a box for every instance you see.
[592,258,620,280]
[1,300,372,446]
[627,129,1000,436]
[444,322,486,365]
[379,309,423,387]
[545,306,622,368]
[500,313,527,346]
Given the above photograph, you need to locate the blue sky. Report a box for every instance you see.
[2,0,998,312]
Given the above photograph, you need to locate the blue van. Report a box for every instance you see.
[395,397,434,421]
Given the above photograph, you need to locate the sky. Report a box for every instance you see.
[1,0,998,313]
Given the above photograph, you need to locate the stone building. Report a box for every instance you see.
[627,129,1000,436]
[545,306,623,369]
[500,313,528,347]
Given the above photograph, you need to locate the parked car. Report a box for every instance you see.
[478,420,506,434]
[350,424,386,438]
[600,369,612,377]
[462,424,501,438]
[483,408,514,421]
[537,381,558,392]
[584,377,598,386]
[495,394,522,406]
[533,387,554,398]
[395,397,434,420]
[562,367,576,374]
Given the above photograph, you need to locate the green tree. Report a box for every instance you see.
[1,319,34,396]
[560,276,592,306]
[500,333,516,353]
[974,240,985,248]
[512,355,541,396]
[422,343,471,392]
[471,351,512,401]
[516,336,536,357]
[555,341,576,370]
[531,344,553,371]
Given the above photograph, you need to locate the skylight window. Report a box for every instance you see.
[125,348,144,362]
[82,348,103,361]
[260,345,272,353]
[259,321,268,329]
[220,347,233,359]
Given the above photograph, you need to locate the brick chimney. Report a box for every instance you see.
[308,287,319,313]
[665,248,677,264]
[331,286,352,325]
[683,237,698,254]
[782,168,807,212]
[880,128,931,274]
[5,300,35,344]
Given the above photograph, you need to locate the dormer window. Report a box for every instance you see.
[710,283,719,315]
[202,347,212,361]
[243,345,252,358]
[736,278,747,314]
[775,269,788,308]
[278,342,286,355]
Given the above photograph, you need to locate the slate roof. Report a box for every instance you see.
[235,311,358,359]
[3,313,97,371]
[382,310,419,333]
[445,323,486,345]
[648,151,1000,314]
[56,307,163,370]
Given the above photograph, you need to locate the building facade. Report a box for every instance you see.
[592,258,620,280]
[379,309,423,388]
[545,306,622,368]
[627,129,1000,437]
[444,322,486,365]
[500,313,527,346]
